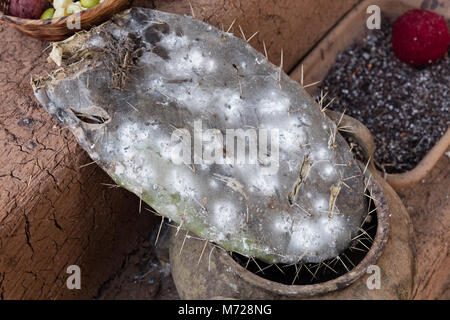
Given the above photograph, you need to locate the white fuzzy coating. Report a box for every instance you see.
[36,8,367,264]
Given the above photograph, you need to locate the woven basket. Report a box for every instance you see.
[0,0,131,40]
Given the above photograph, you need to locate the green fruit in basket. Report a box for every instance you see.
[33,8,368,265]
[40,8,55,20]
[81,0,100,9]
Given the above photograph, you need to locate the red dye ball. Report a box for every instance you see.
[392,9,450,67]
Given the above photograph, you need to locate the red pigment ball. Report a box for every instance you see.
[392,9,450,67]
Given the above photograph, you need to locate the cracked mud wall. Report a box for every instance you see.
[0,0,360,299]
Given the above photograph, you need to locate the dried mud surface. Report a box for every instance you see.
[320,24,449,174]
[0,23,158,299]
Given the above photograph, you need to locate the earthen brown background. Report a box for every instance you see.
[0,0,448,299]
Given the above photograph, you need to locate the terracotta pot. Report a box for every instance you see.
[290,0,450,191]
[169,112,415,300]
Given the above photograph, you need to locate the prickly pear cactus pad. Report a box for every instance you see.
[33,8,367,264]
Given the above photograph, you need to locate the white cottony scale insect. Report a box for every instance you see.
[33,8,367,264]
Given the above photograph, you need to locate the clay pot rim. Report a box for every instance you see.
[293,0,450,191]
[217,172,391,297]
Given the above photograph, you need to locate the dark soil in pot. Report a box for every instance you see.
[318,22,449,174]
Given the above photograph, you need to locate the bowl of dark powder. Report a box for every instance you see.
[293,0,450,189]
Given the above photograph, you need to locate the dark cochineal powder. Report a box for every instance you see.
[319,23,449,174]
